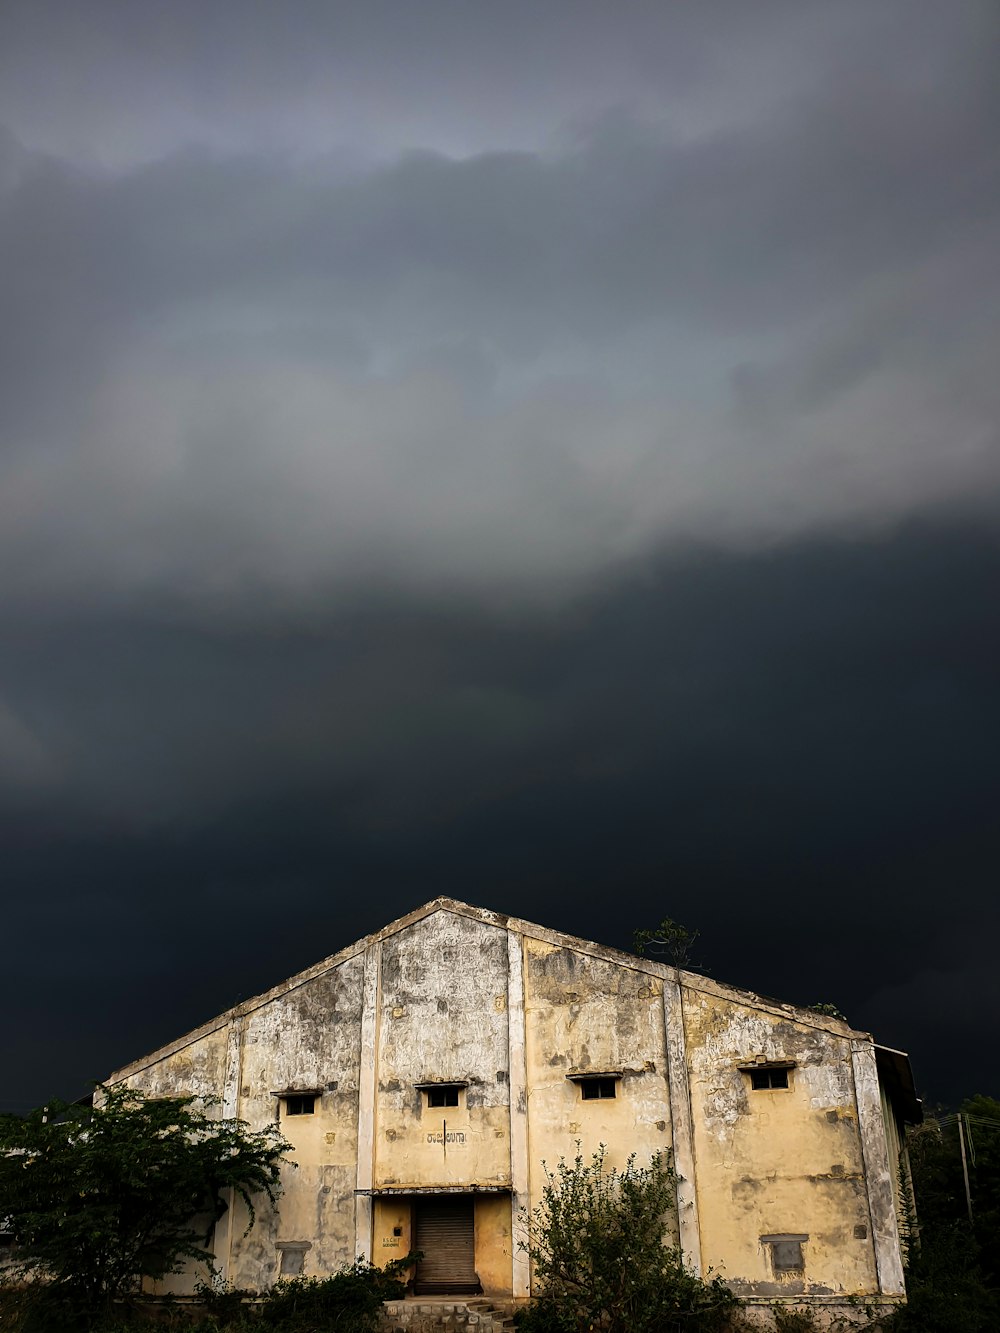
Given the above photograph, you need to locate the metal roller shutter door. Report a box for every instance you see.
[414,1197,481,1295]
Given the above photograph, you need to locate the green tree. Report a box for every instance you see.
[632,917,702,970]
[882,1097,1000,1333]
[0,1085,290,1317]
[519,1145,736,1333]
[961,1092,1000,1280]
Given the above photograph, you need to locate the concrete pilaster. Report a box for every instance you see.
[662,976,702,1276]
[507,930,531,1298]
[356,939,382,1263]
[217,1016,244,1282]
[851,1040,905,1296]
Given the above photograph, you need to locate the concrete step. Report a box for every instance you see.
[381,1298,515,1333]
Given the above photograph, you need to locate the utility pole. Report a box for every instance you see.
[957,1113,974,1225]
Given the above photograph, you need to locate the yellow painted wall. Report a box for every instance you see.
[521,935,678,1278]
[522,937,673,1188]
[682,985,878,1297]
[475,1195,514,1297]
[373,1198,415,1274]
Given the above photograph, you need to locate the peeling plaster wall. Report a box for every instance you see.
[233,953,366,1287]
[682,986,878,1298]
[375,913,512,1189]
[119,1026,235,1294]
[121,1025,229,1109]
[522,937,673,1233]
[120,952,365,1291]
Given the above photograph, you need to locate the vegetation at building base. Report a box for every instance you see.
[516,1144,737,1333]
[0,1259,414,1333]
[0,1086,290,1330]
[246,1257,415,1332]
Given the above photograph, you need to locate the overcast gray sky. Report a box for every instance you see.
[1,0,998,1111]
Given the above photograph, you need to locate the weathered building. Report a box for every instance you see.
[107,899,919,1319]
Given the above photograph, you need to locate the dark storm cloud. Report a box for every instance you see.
[1,0,999,610]
[6,2,980,164]
[1,1,998,1117]
[2,522,999,1108]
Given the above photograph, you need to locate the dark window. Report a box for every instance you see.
[761,1234,807,1273]
[580,1077,618,1100]
[285,1095,316,1116]
[427,1087,460,1108]
[750,1068,789,1090]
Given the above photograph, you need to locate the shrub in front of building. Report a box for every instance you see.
[517,1146,738,1333]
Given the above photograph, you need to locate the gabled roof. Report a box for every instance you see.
[107,896,883,1084]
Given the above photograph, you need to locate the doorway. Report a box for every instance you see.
[413,1196,481,1295]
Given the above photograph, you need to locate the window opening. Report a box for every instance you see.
[284,1094,316,1116]
[750,1069,789,1090]
[580,1077,618,1100]
[276,1241,311,1276]
[427,1087,460,1108]
[761,1234,807,1273]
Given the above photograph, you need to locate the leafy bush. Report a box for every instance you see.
[519,1145,738,1333]
[0,1254,414,1333]
[192,1280,258,1328]
[257,1256,415,1332]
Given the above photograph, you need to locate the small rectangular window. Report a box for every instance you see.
[427,1087,460,1108]
[277,1241,311,1276]
[750,1069,789,1090]
[285,1095,316,1116]
[580,1077,618,1100]
[761,1234,807,1273]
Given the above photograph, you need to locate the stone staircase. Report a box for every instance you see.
[381,1297,518,1333]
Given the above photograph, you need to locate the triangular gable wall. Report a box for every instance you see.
[108,896,864,1083]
